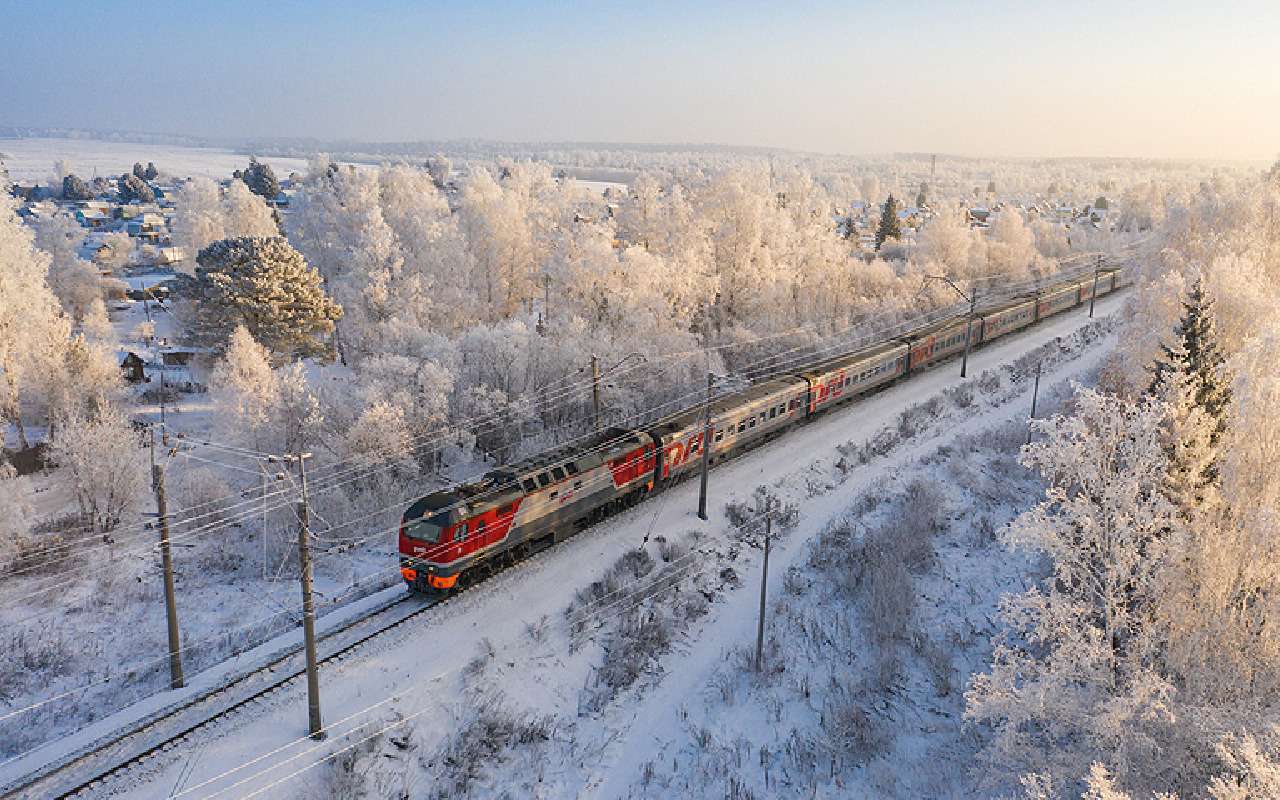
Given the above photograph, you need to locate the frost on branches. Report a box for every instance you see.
[966,388,1180,795]
[184,236,342,360]
[170,177,279,256]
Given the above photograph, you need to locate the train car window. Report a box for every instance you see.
[748,417,757,429]
[565,462,578,475]
[475,519,486,535]
[549,490,558,500]
[551,466,566,481]
[522,478,537,493]
[715,430,724,443]
[574,480,583,489]
[689,439,699,454]
[769,407,777,419]
[738,420,747,433]
[454,525,466,542]
[537,473,551,488]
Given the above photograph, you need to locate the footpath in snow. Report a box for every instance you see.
[78,293,1125,800]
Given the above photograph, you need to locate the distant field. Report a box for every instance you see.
[0,137,311,183]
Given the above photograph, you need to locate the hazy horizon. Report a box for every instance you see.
[3,1,1279,161]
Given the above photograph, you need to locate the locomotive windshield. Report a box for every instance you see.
[403,516,446,543]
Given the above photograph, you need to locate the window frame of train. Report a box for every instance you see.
[523,478,537,492]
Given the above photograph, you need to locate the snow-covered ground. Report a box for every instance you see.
[0,138,311,183]
[27,293,1125,800]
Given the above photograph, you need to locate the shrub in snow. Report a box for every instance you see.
[425,691,554,799]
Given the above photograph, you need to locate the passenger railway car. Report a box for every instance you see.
[399,266,1126,593]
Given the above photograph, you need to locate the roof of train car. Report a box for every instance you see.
[977,295,1038,318]
[490,426,648,482]
[799,339,907,377]
[647,377,804,436]
[898,313,973,341]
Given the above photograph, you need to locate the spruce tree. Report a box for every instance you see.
[875,194,902,251]
[1149,279,1231,506]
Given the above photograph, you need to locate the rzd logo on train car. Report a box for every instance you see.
[812,370,847,407]
[664,431,707,475]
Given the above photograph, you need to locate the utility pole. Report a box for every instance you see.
[1088,256,1103,318]
[754,507,772,672]
[590,354,602,432]
[1026,360,1043,446]
[960,286,978,378]
[150,428,184,690]
[697,372,714,521]
[292,451,324,739]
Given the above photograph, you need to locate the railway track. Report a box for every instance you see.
[1,591,430,800]
[3,517,579,800]
[2,283,1130,799]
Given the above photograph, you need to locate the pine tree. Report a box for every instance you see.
[61,174,93,201]
[1149,280,1231,498]
[874,194,901,251]
[240,157,280,201]
[916,182,927,209]
[118,173,155,204]
[144,162,158,181]
[185,236,343,360]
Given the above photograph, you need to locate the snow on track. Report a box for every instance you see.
[85,293,1125,799]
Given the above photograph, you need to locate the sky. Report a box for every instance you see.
[2,0,1278,160]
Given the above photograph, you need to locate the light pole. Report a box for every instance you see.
[1088,256,1103,318]
[697,372,715,521]
[924,275,979,378]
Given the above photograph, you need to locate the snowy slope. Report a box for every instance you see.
[79,293,1126,800]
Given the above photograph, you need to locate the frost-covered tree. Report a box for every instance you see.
[185,236,343,360]
[92,231,134,273]
[80,297,114,344]
[170,177,278,256]
[118,172,155,204]
[986,207,1038,278]
[426,153,451,189]
[1149,280,1231,447]
[966,388,1180,793]
[1208,728,1280,800]
[49,408,146,535]
[918,207,978,276]
[61,174,93,202]
[274,361,323,456]
[209,325,278,452]
[0,198,72,449]
[33,212,101,318]
[875,194,901,251]
[0,463,35,572]
[238,157,280,201]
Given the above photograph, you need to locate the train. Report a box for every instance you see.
[399,267,1122,592]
